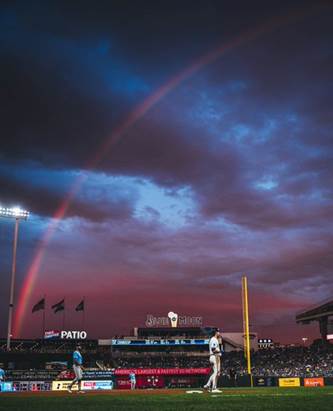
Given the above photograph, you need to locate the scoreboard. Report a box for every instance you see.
[258,338,274,349]
[111,338,209,346]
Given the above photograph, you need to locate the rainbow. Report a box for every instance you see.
[13,4,326,336]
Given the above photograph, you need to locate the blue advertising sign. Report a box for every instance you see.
[0,382,14,392]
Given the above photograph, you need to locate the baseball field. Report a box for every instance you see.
[1,387,333,411]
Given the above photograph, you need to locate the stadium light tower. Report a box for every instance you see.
[0,206,29,350]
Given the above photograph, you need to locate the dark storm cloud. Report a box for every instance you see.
[5,0,300,68]
[0,163,135,221]
[76,216,333,295]
[1,0,331,229]
[0,5,152,167]
[0,0,327,167]
[105,84,332,230]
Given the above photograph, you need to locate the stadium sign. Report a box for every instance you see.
[81,381,113,390]
[278,378,300,387]
[254,377,276,387]
[304,378,324,387]
[13,381,52,392]
[44,330,60,339]
[60,330,87,339]
[145,312,203,328]
[0,382,13,392]
[52,380,113,391]
[114,368,210,376]
[258,338,274,349]
[44,330,87,340]
[111,338,209,346]
[52,381,78,391]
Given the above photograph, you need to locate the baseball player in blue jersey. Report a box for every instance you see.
[68,345,84,393]
[0,368,5,381]
[129,372,136,390]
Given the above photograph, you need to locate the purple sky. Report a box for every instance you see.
[0,0,332,343]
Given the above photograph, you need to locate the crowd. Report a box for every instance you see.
[0,339,98,353]
[113,345,333,377]
[249,345,333,377]
[1,338,333,378]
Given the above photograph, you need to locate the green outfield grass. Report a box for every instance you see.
[1,387,333,411]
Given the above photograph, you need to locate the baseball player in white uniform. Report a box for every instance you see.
[204,329,223,393]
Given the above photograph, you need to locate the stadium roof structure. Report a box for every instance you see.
[296,298,333,340]
[296,298,333,323]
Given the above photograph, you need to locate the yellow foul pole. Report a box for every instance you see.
[241,279,247,356]
[242,276,253,387]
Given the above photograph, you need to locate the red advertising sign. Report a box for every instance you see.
[114,368,210,376]
[44,330,60,339]
[304,378,324,387]
[138,375,165,388]
[116,378,131,390]
[116,376,165,389]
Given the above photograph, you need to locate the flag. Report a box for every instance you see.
[32,298,45,313]
[52,299,65,313]
[75,300,84,312]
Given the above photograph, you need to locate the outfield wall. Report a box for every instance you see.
[1,372,333,392]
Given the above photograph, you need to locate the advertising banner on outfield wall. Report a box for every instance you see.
[278,378,301,387]
[52,380,113,391]
[116,378,132,390]
[16,381,52,391]
[82,381,114,390]
[52,381,78,391]
[0,382,14,392]
[167,376,201,388]
[114,368,210,376]
[254,377,277,387]
[116,376,165,389]
[1,381,52,392]
[304,378,324,387]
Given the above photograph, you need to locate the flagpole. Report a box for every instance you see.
[82,297,85,330]
[42,294,46,338]
[62,298,65,330]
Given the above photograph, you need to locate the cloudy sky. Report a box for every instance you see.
[0,0,332,343]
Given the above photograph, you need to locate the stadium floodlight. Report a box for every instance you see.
[0,205,30,351]
[0,206,29,220]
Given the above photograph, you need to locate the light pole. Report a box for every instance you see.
[0,206,29,350]
[302,337,308,346]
